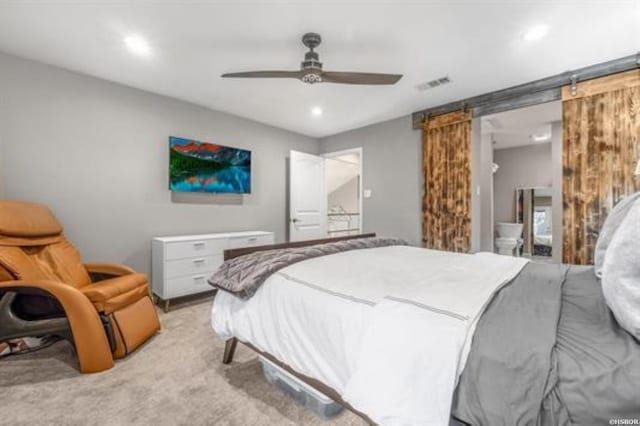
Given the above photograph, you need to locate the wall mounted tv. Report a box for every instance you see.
[169,136,251,194]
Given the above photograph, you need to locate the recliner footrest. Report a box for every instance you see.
[109,296,160,359]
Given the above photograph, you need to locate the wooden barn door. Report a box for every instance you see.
[422,110,472,252]
[562,69,640,264]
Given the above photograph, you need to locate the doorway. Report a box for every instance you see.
[288,148,363,242]
[480,102,561,261]
[323,148,363,237]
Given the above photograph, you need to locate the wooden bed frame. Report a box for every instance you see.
[221,233,377,424]
[222,232,377,261]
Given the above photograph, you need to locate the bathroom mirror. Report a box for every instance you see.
[515,187,552,257]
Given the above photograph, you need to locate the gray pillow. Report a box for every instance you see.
[594,192,640,277]
[601,198,640,340]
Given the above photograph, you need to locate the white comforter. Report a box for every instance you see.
[212,246,528,425]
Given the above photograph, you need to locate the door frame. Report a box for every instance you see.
[322,147,364,234]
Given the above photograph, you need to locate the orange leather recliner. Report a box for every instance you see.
[0,200,160,373]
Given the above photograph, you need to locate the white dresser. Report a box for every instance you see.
[151,231,274,311]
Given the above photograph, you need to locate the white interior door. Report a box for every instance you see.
[289,150,327,241]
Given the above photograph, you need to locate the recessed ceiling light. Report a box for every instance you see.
[523,25,549,42]
[124,34,151,57]
[311,106,323,116]
[531,133,550,142]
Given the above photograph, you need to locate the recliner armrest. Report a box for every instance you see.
[84,263,136,282]
[81,273,147,302]
[80,273,150,314]
[0,279,114,373]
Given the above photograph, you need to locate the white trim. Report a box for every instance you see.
[322,147,364,234]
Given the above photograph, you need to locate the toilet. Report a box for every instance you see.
[495,237,523,256]
[495,223,524,256]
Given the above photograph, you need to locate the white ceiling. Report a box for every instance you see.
[0,1,638,138]
[482,101,561,149]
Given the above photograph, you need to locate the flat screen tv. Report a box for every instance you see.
[169,136,251,194]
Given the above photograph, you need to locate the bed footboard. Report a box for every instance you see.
[223,233,376,261]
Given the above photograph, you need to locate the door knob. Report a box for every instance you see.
[290,218,300,223]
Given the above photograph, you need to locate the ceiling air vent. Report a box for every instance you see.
[416,76,451,91]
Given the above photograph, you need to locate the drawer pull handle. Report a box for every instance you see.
[248,237,257,242]
[193,275,206,281]
[193,242,206,247]
[193,258,206,264]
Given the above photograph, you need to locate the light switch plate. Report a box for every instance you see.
[363,189,372,198]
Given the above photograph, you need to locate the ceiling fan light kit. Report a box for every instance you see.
[222,32,402,86]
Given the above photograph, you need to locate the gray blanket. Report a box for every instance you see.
[208,237,406,298]
[453,262,640,425]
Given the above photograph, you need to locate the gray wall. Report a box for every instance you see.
[319,115,422,246]
[470,119,495,252]
[493,142,553,224]
[478,132,495,252]
[0,52,318,274]
[0,116,4,198]
[320,115,494,251]
[0,62,5,199]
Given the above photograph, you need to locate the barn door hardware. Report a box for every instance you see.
[413,53,640,127]
[570,74,579,97]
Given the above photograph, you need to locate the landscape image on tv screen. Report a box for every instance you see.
[169,136,251,194]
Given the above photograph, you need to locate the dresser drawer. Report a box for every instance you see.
[165,255,223,279]
[165,274,212,298]
[228,234,274,249]
[165,238,227,260]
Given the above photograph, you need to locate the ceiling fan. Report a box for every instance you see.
[221,33,403,86]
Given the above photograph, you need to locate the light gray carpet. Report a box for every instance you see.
[0,298,366,426]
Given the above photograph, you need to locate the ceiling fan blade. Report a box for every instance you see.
[321,71,403,85]
[221,70,304,79]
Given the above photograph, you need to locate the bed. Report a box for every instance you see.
[210,234,640,425]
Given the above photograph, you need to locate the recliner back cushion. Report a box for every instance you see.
[0,201,62,238]
[0,238,91,288]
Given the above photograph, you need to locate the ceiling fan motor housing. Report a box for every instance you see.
[301,50,322,70]
[301,51,323,83]
[301,33,323,84]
